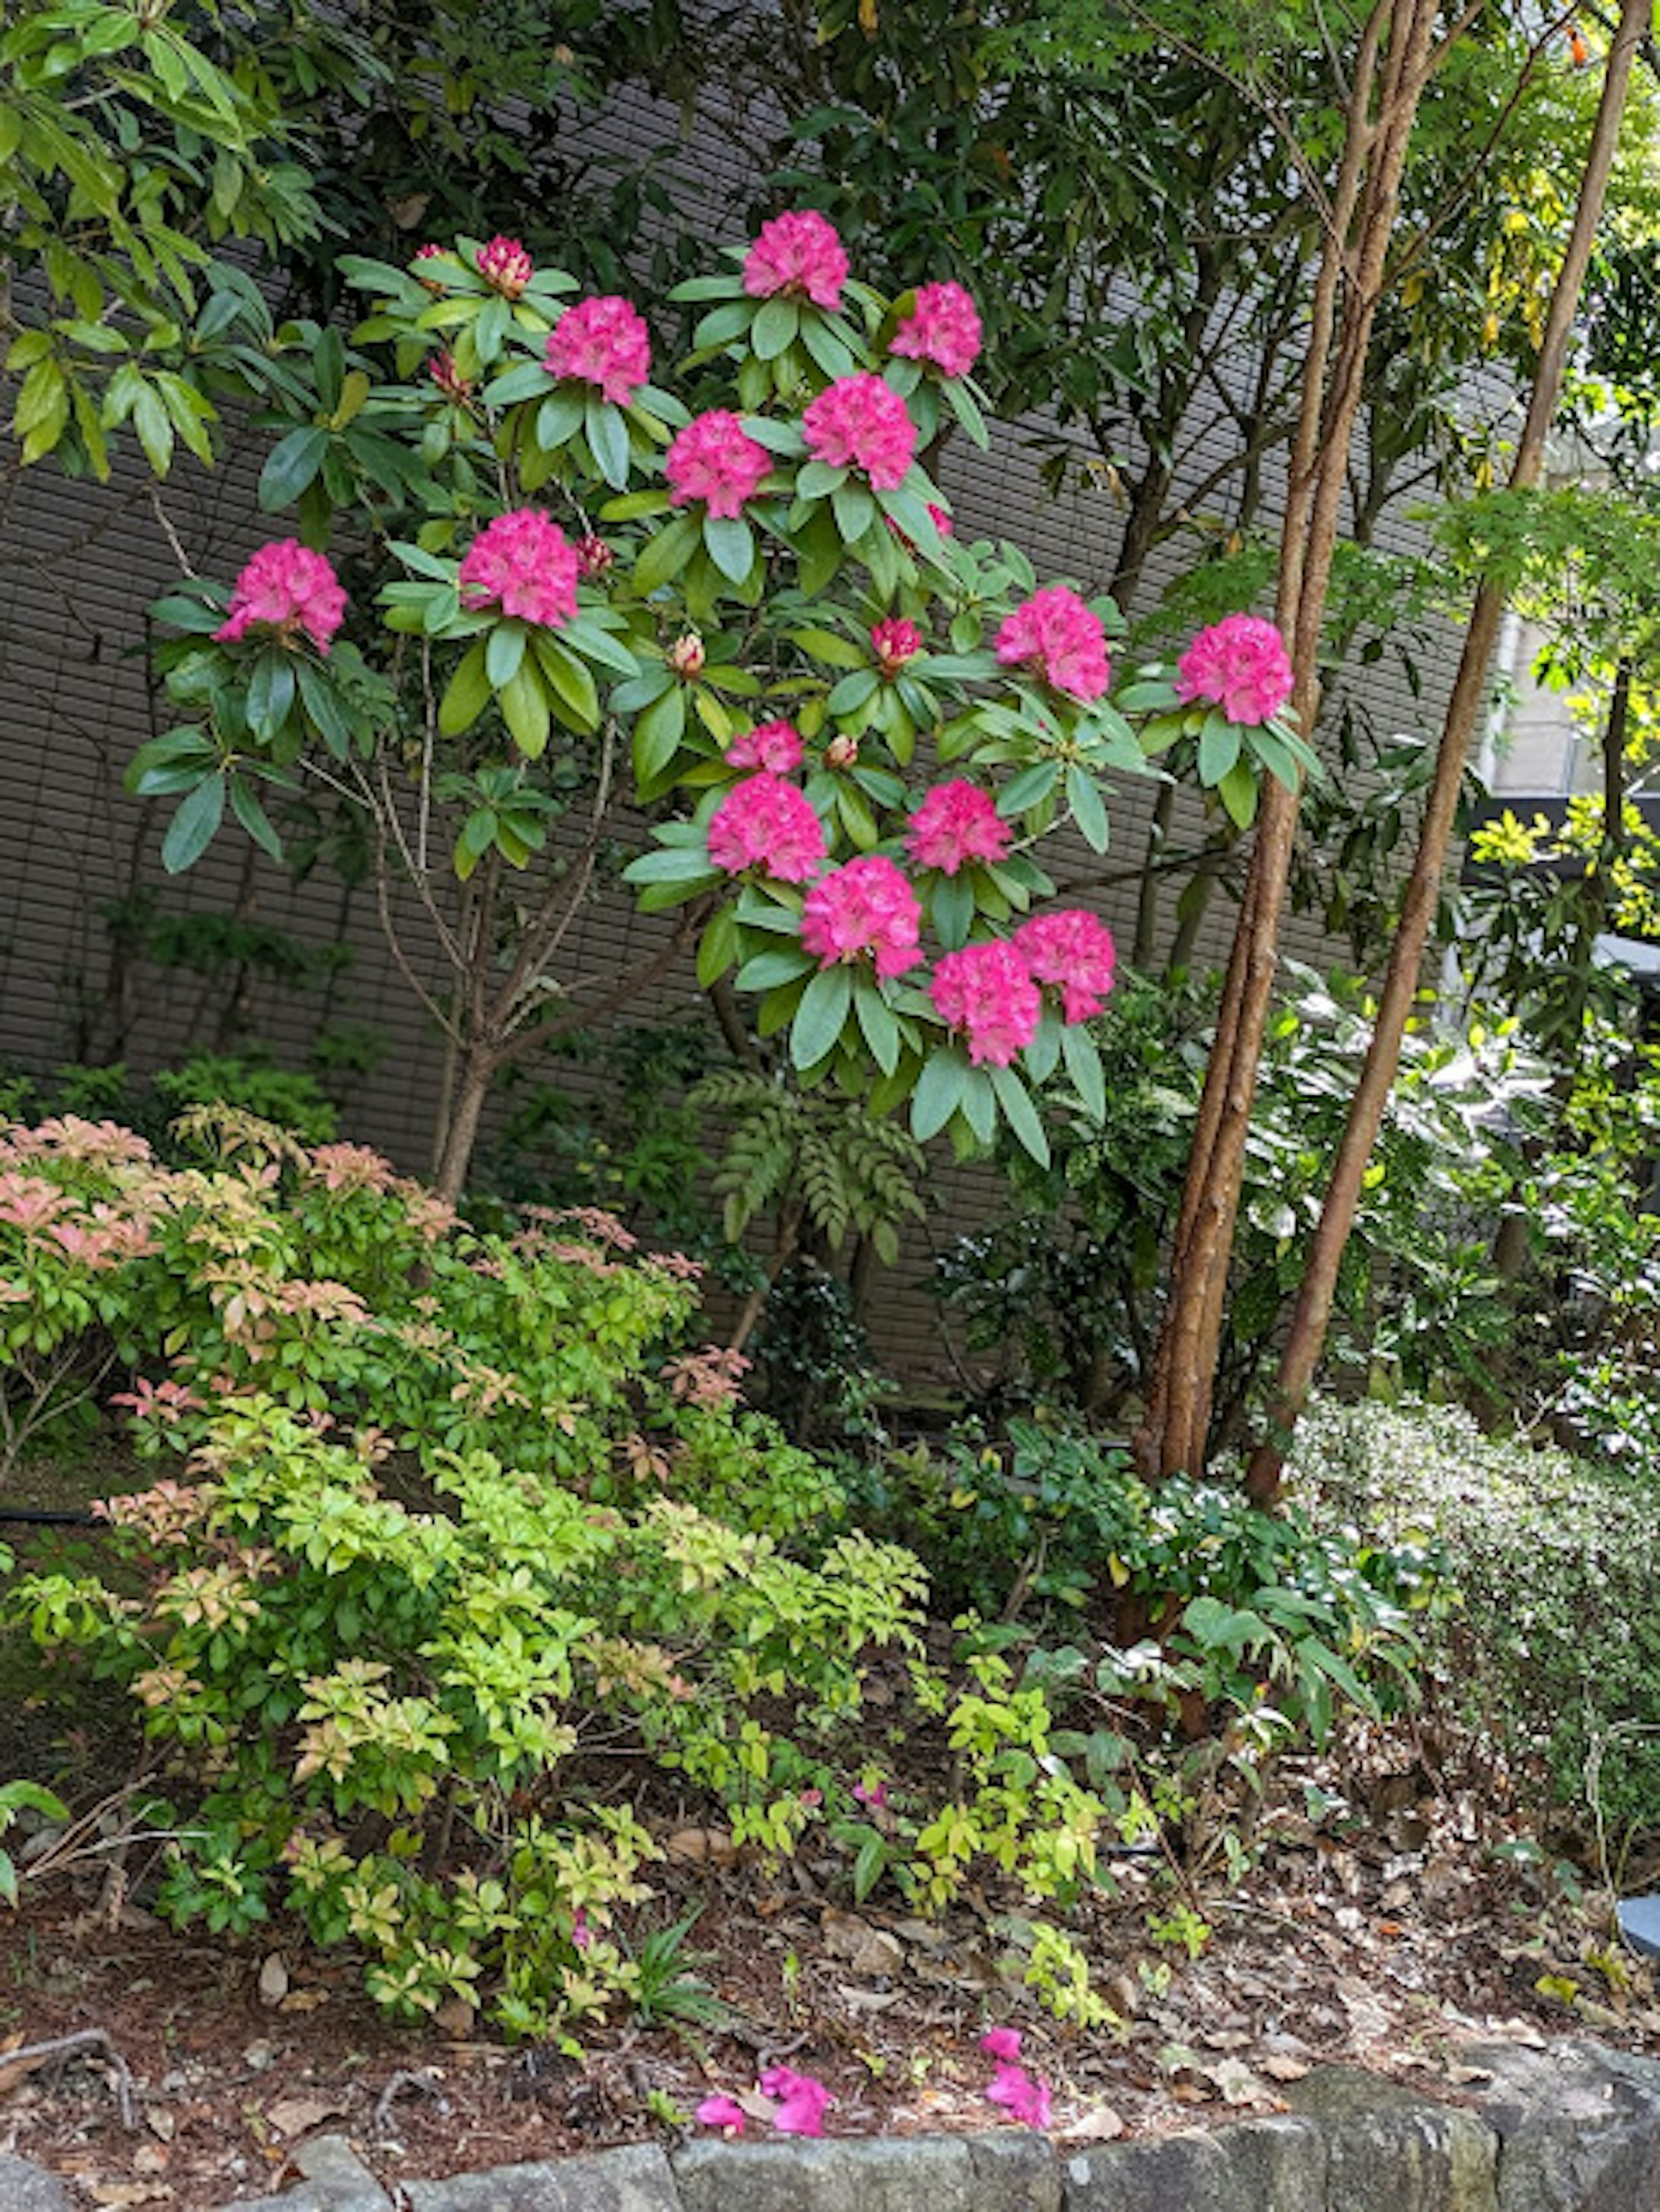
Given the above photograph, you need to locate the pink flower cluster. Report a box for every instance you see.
[890,280,982,380]
[1175,613,1294,726]
[907,781,1012,875]
[929,908,1117,1064]
[801,856,921,980]
[458,509,578,627]
[802,373,916,491]
[544,295,651,406]
[870,616,922,674]
[477,234,534,298]
[1016,907,1117,1023]
[706,773,826,882]
[726,719,803,772]
[743,211,848,310]
[981,2027,1051,2131]
[666,409,771,518]
[698,2064,833,2138]
[215,542,347,655]
[995,585,1111,702]
[930,940,1041,1067]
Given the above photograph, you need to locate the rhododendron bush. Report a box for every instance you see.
[129,219,1306,1174]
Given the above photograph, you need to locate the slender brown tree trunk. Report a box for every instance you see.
[432,1041,497,1206]
[1136,0,1444,1481]
[1248,0,1650,1503]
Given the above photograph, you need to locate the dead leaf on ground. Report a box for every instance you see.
[1261,2052,1312,2082]
[821,1909,904,1978]
[665,1826,737,1867]
[265,2092,346,2140]
[1064,2105,1126,2141]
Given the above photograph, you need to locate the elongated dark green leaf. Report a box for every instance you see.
[752,295,799,361]
[736,946,816,991]
[229,775,283,862]
[632,685,687,785]
[697,904,741,987]
[854,978,901,1076]
[499,661,550,757]
[586,398,631,489]
[997,762,1059,816]
[1199,713,1242,788]
[703,514,754,584]
[258,426,327,512]
[438,641,492,737]
[486,619,527,690]
[791,964,852,1070]
[246,651,295,741]
[162,772,225,872]
[990,1064,1050,1165]
[1061,1022,1106,1121]
[1066,763,1110,852]
[631,511,702,597]
[910,1050,967,1142]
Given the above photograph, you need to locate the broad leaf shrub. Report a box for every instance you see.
[130,216,1309,1172]
[1293,1397,1660,1842]
[0,1109,1142,2034]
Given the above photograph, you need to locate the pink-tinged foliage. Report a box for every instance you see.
[477,234,534,298]
[109,1378,204,1426]
[726,719,804,773]
[661,1345,750,1408]
[665,410,772,518]
[930,941,1041,1066]
[889,281,983,379]
[215,543,347,655]
[544,295,651,406]
[1175,613,1294,726]
[996,586,1111,702]
[801,373,916,491]
[706,773,827,882]
[801,855,922,980]
[1015,908,1117,1023]
[742,211,849,309]
[759,2065,833,2136]
[870,616,922,673]
[986,2061,1051,2130]
[696,2095,748,2134]
[458,510,579,628]
[907,781,1013,876]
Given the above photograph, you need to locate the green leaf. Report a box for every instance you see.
[997,762,1059,816]
[1198,713,1243,788]
[1066,764,1110,852]
[960,1066,996,1146]
[795,460,848,501]
[245,651,296,741]
[827,667,878,716]
[229,776,283,862]
[486,619,527,690]
[1061,1022,1106,1121]
[791,964,852,1070]
[702,514,754,584]
[788,626,865,669]
[438,641,492,737]
[162,772,225,872]
[928,871,974,951]
[586,398,631,490]
[854,978,901,1076]
[631,511,702,597]
[1217,756,1259,830]
[751,295,799,360]
[910,1050,967,1142]
[258,426,328,512]
[736,947,815,990]
[831,479,875,543]
[990,1065,1049,1165]
[499,661,551,757]
[533,635,600,727]
[697,904,741,987]
[632,685,686,785]
[132,383,174,477]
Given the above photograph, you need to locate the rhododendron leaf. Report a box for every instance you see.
[998,763,1058,817]
[943,377,990,450]
[533,637,599,728]
[991,1065,1049,1166]
[246,650,296,742]
[836,782,878,851]
[795,507,843,598]
[960,1065,996,1146]
[438,642,491,737]
[586,399,632,490]
[752,296,799,361]
[831,482,875,545]
[474,296,510,364]
[1066,765,1111,854]
[498,662,550,757]
[484,361,553,407]
[1061,1023,1106,1121]
[535,390,585,448]
[1024,1014,1061,1086]
[800,316,856,382]
[485,620,527,691]
[1248,725,1299,792]
[562,617,637,677]
[1217,757,1259,830]
[1198,713,1242,788]
[632,511,702,597]
[696,904,741,988]
[295,660,351,759]
[258,425,327,512]
[162,771,225,873]
[229,775,284,862]
[694,300,753,348]
[826,669,878,717]
[787,626,864,670]
[671,274,742,303]
[736,947,815,992]
[599,490,674,522]
[150,591,225,634]
[929,873,974,951]
[703,515,754,584]
[632,686,686,786]
[910,1050,966,1143]
[792,965,852,1071]
[624,846,723,885]
[796,460,848,501]
[854,977,901,1077]
[610,667,674,715]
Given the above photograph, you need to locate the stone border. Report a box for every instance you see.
[3,2038,1657,2212]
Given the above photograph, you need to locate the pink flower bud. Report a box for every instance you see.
[669,633,706,678]
[478,234,534,299]
[428,350,472,401]
[824,733,860,771]
[577,535,614,578]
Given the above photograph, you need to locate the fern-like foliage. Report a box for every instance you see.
[692,1071,927,1264]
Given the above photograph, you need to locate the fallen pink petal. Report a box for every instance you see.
[986,2060,1051,2131]
[696,2094,749,2134]
[980,2026,1023,2063]
[759,2064,833,2136]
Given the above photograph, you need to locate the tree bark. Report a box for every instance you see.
[1248,0,1650,1503]
[1136,0,1444,1481]
[432,1041,497,1207]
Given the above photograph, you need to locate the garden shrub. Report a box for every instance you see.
[1292,1395,1660,1844]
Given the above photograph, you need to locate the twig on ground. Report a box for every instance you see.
[0,2029,137,2128]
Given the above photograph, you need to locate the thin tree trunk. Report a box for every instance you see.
[432,1041,497,1207]
[1249,0,1649,1502]
[1136,0,1442,1481]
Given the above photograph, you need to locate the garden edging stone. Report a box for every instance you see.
[2,2037,1657,2212]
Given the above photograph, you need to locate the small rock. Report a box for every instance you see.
[257,1952,290,2007]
